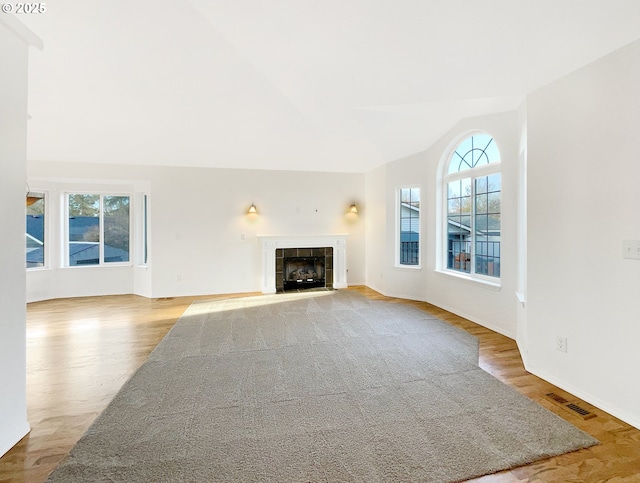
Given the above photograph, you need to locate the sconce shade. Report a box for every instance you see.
[349,204,358,214]
[248,203,257,214]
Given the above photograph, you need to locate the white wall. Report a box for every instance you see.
[26,162,366,300]
[365,111,520,338]
[526,39,640,428]
[364,164,388,295]
[0,16,40,458]
[515,101,529,362]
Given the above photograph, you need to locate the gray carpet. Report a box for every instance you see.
[47,290,598,482]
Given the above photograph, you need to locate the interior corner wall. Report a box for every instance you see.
[364,164,388,295]
[366,111,519,338]
[25,162,366,300]
[526,39,640,429]
[0,20,32,457]
[515,100,529,364]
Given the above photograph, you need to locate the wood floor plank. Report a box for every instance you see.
[0,286,639,482]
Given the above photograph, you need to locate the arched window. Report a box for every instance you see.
[445,133,501,278]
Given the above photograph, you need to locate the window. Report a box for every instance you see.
[26,192,45,268]
[399,187,420,266]
[445,134,501,278]
[142,194,148,264]
[67,194,130,266]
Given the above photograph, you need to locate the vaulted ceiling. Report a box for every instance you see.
[21,1,640,172]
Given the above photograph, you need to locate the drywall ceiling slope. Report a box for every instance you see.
[21,0,640,173]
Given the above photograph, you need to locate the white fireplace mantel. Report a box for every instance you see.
[257,235,348,294]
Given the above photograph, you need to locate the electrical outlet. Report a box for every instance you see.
[556,337,567,353]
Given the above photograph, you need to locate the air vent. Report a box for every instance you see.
[544,393,597,420]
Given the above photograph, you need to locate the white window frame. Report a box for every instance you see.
[439,133,501,286]
[134,192,149,267]
[26,190,49,271]
[64,192,133,268]
[396,185,421,269]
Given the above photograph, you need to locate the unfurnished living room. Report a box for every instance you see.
[1,1,640,482]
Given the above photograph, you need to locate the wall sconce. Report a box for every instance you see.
[248,203,257,214]
[349,203,358,214]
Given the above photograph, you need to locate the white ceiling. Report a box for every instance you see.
[21,1,640,173]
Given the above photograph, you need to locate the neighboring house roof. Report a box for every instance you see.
[69,242,129,264]
[447,219,499,237]
[26,215,44,243]
[26,247,44,265]
[26,233,43,249]
[400,231,419,243]
[401,202,419,213]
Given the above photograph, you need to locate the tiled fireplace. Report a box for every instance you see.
[257,235,348,294]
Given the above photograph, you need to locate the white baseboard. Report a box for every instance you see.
[424,299,516,340]
[359,285,514,339]
[524,365,640,431]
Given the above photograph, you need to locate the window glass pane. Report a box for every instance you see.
[448,180,461,198]
[26,193,45,268]
[448,235,471,273]
[448,199,459,216]
[460,178,471,197]
[104,196,130,263]
[476,214,488,231]
[484,140,501,164]
[475,193,488,215]
[400,188,420,265]
[476,176,488,194]
[487,173,501,192]
[489,213,501,232]
[448,134,498,174]
[460,195,471,214]
[488,192,501,214]
[68,194,100,266]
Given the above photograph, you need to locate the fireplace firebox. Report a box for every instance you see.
[283,257,325,290]
[276,247,333,292]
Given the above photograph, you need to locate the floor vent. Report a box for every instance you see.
[544,393,597,420]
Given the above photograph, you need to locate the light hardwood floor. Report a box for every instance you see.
[1,287,639,482]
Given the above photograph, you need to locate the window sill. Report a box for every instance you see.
[394,264,422,270]
[435,269,501,291]
[65,263,133,269]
